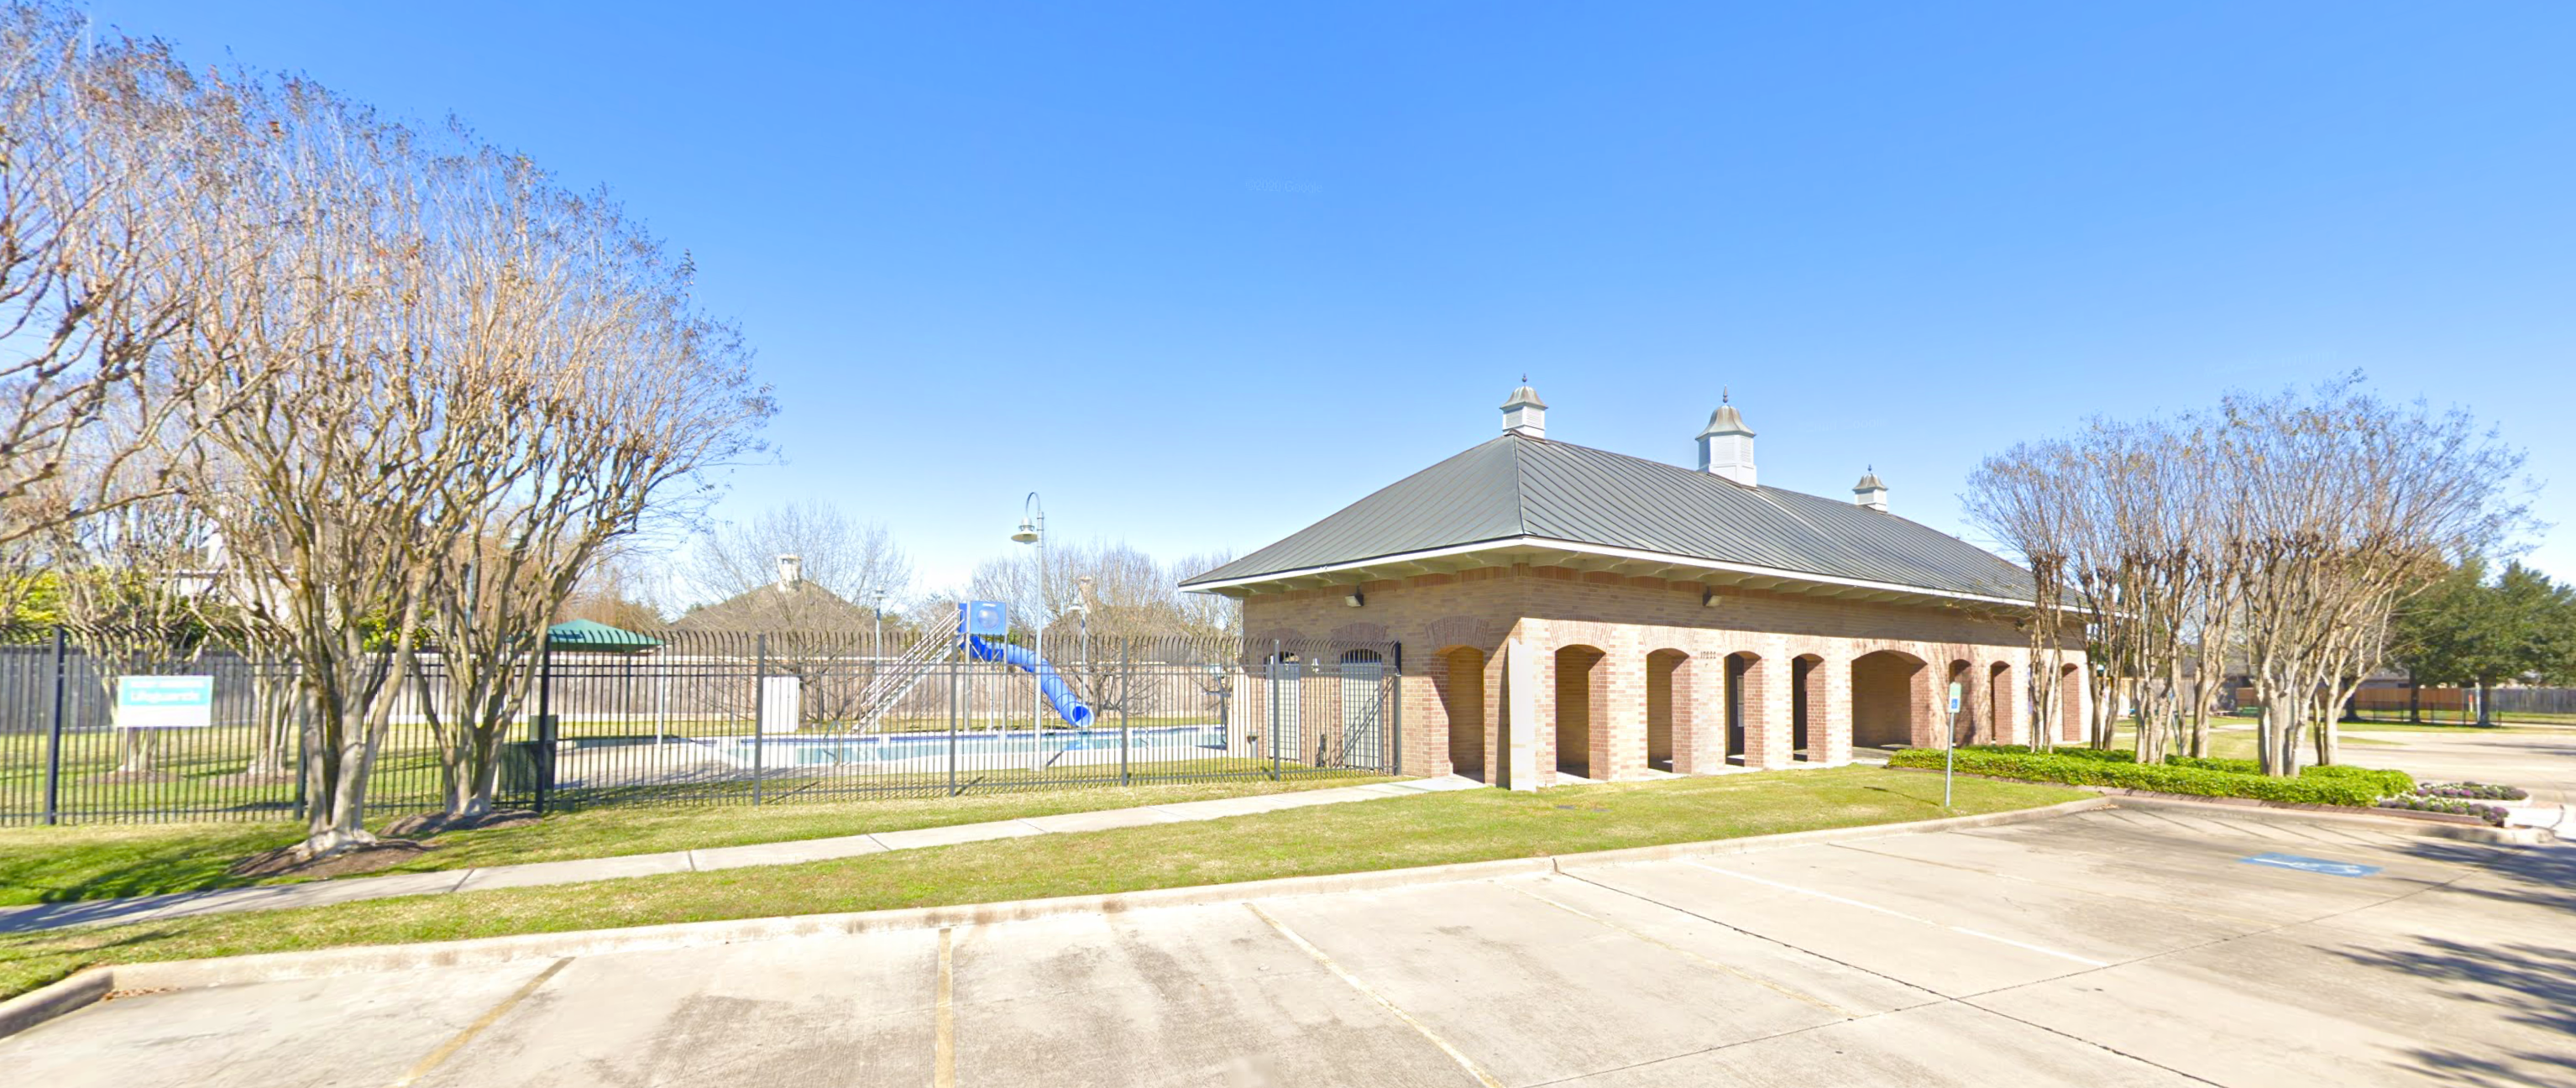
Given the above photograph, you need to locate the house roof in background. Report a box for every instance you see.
[1180,434,2032,602]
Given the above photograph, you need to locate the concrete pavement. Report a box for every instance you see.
[8,800,2569,1086]
[0,776,1489,934]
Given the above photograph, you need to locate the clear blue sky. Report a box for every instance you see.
[92,2,2576,597]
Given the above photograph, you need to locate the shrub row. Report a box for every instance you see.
[1946,745,2413,797]
[1889,747,2399,807]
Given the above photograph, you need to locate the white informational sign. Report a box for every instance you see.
[1945,682,1963,715]
[116,676,214,729]
[759,676,802,735]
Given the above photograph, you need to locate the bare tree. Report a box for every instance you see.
[2220,378,2522,773]
[169,81,523,858]
[0,7,264,543]
[412,147,771,820]
[683,501,911,611]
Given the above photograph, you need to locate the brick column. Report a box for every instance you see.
[1751,651,1795,770]
[1600,642,1647,781]
[1505,636,1539,791]
[1820,656,1853,766]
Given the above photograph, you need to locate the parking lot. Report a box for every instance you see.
[7,795,2569,1088]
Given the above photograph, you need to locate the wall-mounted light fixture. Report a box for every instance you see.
[1343,591,1365,608]
[1701,587,1721,608]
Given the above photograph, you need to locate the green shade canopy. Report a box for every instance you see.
[545,620,662,653]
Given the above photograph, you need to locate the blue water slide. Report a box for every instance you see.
[964,636,1095,728]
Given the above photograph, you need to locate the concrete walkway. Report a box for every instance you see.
[0,776,1489,935]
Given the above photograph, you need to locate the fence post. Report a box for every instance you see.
[1390,642,1402,777]
[1119,638,1131,787]
[41,625,67,824]
[752,634,767,806]
[1262,636,1272,783]
[534,641,555,815]
[947,638,960,797]
[293,695,308,822]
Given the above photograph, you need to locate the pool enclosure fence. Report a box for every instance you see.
[0,630,1401,825]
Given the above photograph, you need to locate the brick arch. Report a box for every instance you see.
[1987,661,2016,745]
[2059,663,2084,743]
[1722,651,1765,766]
[1792,653,1826,761]
[1433,645,1489,781]
[1852,650,1929,748]
[1646,648,1693,773]
[1552,644,1608,782]
[1945,659,1977,746]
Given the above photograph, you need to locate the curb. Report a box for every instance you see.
[2107,794,2555,845]
[0,798,2104,1040]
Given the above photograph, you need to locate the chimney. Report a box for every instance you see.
[1696,390,1756,485]
[776,554,803,592]
[1500,382,1547,438]
[1853,468,1888,512]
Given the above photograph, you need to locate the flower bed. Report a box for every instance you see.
[2415,782,2528,801]
[2378,793,2511,825]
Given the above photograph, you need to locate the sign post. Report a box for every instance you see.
[1944,681,1963,808]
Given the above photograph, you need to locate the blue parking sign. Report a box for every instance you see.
[961,600,1008,636]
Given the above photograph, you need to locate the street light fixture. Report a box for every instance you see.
[872,588,889,657]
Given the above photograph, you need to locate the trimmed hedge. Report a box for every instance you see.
[1888,747,2403,807]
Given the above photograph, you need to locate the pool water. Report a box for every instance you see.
[704,724,1228,766]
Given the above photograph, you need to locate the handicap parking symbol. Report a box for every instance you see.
[2238,852,2380,878]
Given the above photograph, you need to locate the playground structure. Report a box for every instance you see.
[965,635,1094,728]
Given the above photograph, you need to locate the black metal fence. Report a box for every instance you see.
[0,630,1401,826]
[2348,684,2576,724]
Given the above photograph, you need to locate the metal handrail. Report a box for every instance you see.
[846,615,961,731]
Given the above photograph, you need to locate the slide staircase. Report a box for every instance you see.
[847,613,961,731]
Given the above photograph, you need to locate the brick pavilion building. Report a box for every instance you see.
[1180,386,2087,790]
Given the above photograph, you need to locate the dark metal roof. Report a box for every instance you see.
[1181,434,2031,599]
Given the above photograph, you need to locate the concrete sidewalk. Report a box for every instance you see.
[0,776,1488,935]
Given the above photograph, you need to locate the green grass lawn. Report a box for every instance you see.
[0,766,2084,999]
[0,774,1386,908]
[2105,719,2405,762]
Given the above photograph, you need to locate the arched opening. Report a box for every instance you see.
[1851,650,1927,748]
[1792,654,1824,761]
[2059,663,2083,743]
[1946,661,1974,746]
[1440,647,1486,780]
[1554,645,1605,781]
[1646,650,1689,772]
[1987,662,2013,746]
[1338,650,1386,769]
[1725,652,1758,765]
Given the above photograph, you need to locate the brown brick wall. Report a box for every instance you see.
[1239,563,2088,788]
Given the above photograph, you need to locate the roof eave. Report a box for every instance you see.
[1180,535,2035,611]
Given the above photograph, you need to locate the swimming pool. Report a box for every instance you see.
[702,724,1229,767]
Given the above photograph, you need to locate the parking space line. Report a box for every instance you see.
[1246,902,1505,1088]
[390,957,571,1087]
[935,927,956,1088]
[1683,861,2110,967]
[1503,882,1861,1017]
[1825,842,2277,928]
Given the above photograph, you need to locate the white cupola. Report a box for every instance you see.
[776,554,803,592]
[1853,468,1888,512]
[1696,390,1756,485]
[1501,382,1547,439]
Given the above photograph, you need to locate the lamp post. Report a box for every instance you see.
[872,588,888,658]
[1013,494,1047,748]
[1012,492,1049,630]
